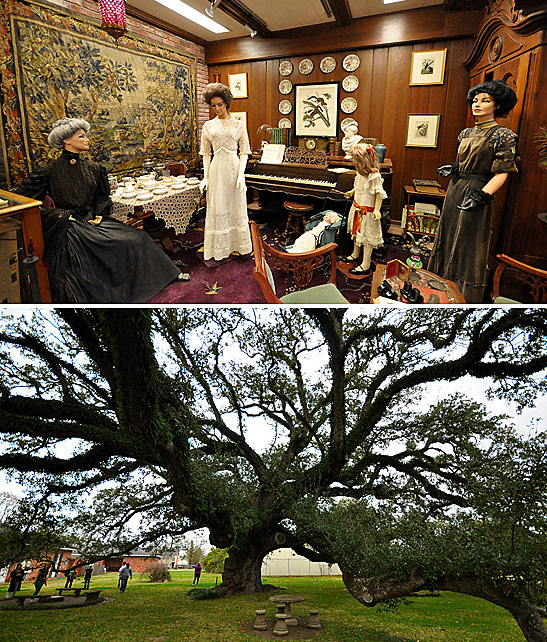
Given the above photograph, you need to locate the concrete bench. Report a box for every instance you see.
[56,587,82,596]
[83,590,101,602]
[38,595,65,603]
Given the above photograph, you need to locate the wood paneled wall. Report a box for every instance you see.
[207,36,474,221]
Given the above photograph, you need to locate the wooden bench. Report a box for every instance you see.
[56,587,82,596]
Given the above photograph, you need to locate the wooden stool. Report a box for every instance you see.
[283,201,313,236]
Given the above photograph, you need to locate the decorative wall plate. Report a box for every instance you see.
[279,100,293,114]
[299,58,314,74]
[341,97,358,113]
[342,54,360,72]
[278,118,292,128]
[320,56,336,73]
[342,75,359,92]
[278,79,293,94]
[279,60,293,76]
[341,117,356,130]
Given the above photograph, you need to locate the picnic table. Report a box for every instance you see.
[269,594,305,626]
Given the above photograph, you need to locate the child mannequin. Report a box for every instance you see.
[340,143,387,276]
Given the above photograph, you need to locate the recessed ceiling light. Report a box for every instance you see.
[154,0,229,33]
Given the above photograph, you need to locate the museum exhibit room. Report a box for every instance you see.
[0,0,545,304]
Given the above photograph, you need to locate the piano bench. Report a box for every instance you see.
[283,201,314,236]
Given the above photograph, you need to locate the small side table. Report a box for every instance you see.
[269,594,305,626]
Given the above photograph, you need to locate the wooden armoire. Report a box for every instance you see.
[464,0,547,270]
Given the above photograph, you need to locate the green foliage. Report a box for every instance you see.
[142,562,171,583]
[202,548,229,574]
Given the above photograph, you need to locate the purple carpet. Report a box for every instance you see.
[148,217,416,305]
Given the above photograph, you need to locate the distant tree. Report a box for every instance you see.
[203,548,228,574]
[0,308,546,602]
[183,538,204,567]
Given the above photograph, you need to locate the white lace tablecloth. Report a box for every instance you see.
[111,185,201,235]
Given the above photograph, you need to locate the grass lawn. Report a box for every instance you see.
[0,570,526,642]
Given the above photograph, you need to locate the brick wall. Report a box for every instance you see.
[43,0,208,147]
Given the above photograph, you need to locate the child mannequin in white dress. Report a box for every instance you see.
[340,143,387,277]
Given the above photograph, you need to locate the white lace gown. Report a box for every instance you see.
[347,171,387,248]
[200,117,252,261]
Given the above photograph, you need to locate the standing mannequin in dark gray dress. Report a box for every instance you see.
[428,81,518,303]
[14,117,184,303]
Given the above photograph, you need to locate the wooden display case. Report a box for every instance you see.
[0,189,51,303]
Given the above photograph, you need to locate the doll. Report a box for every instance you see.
[340,143,387,277]
[288,211,341,253]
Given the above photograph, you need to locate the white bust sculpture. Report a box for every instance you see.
[341,119,364,158]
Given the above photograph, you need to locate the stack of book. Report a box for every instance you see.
[270,127,292,147]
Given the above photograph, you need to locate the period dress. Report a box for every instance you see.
[347,171,387,248]
[428,123,518,303]
[200,117,252,261]
[14,150,180,302]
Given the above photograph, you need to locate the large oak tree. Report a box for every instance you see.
[0,308,546,611]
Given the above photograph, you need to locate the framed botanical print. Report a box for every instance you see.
[228,72,248,98]
[405,114,441,148]
[294,82,340,138]
[409,49,447,86]
[230,112,247,128]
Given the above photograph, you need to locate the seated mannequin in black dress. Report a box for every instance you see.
[14,117,187,303]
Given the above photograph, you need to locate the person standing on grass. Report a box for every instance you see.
[64,567,76,588]
[192,562,202,586]
[33,565,49,595]
[6,563,24,599]
[83,566,92,590]
[119,563,131,592]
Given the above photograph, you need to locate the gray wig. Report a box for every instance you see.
[47,117,90,150]
[202,83,233,109]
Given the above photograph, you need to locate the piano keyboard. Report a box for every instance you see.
[245,174,337,188]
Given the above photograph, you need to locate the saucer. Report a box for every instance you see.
[153,187,168,195]
[122,191,137,199]
[137,191,153,200]
[187,178,200,185]
[171,183,185,190]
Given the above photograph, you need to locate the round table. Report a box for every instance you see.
[111,184,201,235]
[269,594,305,626]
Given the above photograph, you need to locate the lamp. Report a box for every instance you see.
[205,0,222,18]
[99,0,127,42]
[245,23,257,37]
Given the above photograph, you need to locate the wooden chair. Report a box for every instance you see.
[250,221,349,304]
[491,253,547,304]
[168,162,187,177]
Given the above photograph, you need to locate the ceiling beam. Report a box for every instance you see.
[217,0,272,38]
[326,0,352,26]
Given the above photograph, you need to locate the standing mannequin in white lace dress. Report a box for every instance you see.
[200,83,252,261]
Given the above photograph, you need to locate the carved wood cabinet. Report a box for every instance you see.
[464,0,547,269]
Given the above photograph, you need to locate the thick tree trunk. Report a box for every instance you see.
[341,567,547,642]
[216,537,276,596]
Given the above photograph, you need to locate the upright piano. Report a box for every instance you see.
[245,160,356,201]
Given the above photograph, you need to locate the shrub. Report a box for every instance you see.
[142,562,171,583]
[187,588,220,600]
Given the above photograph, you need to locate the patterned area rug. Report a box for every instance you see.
[148,216,415,305]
